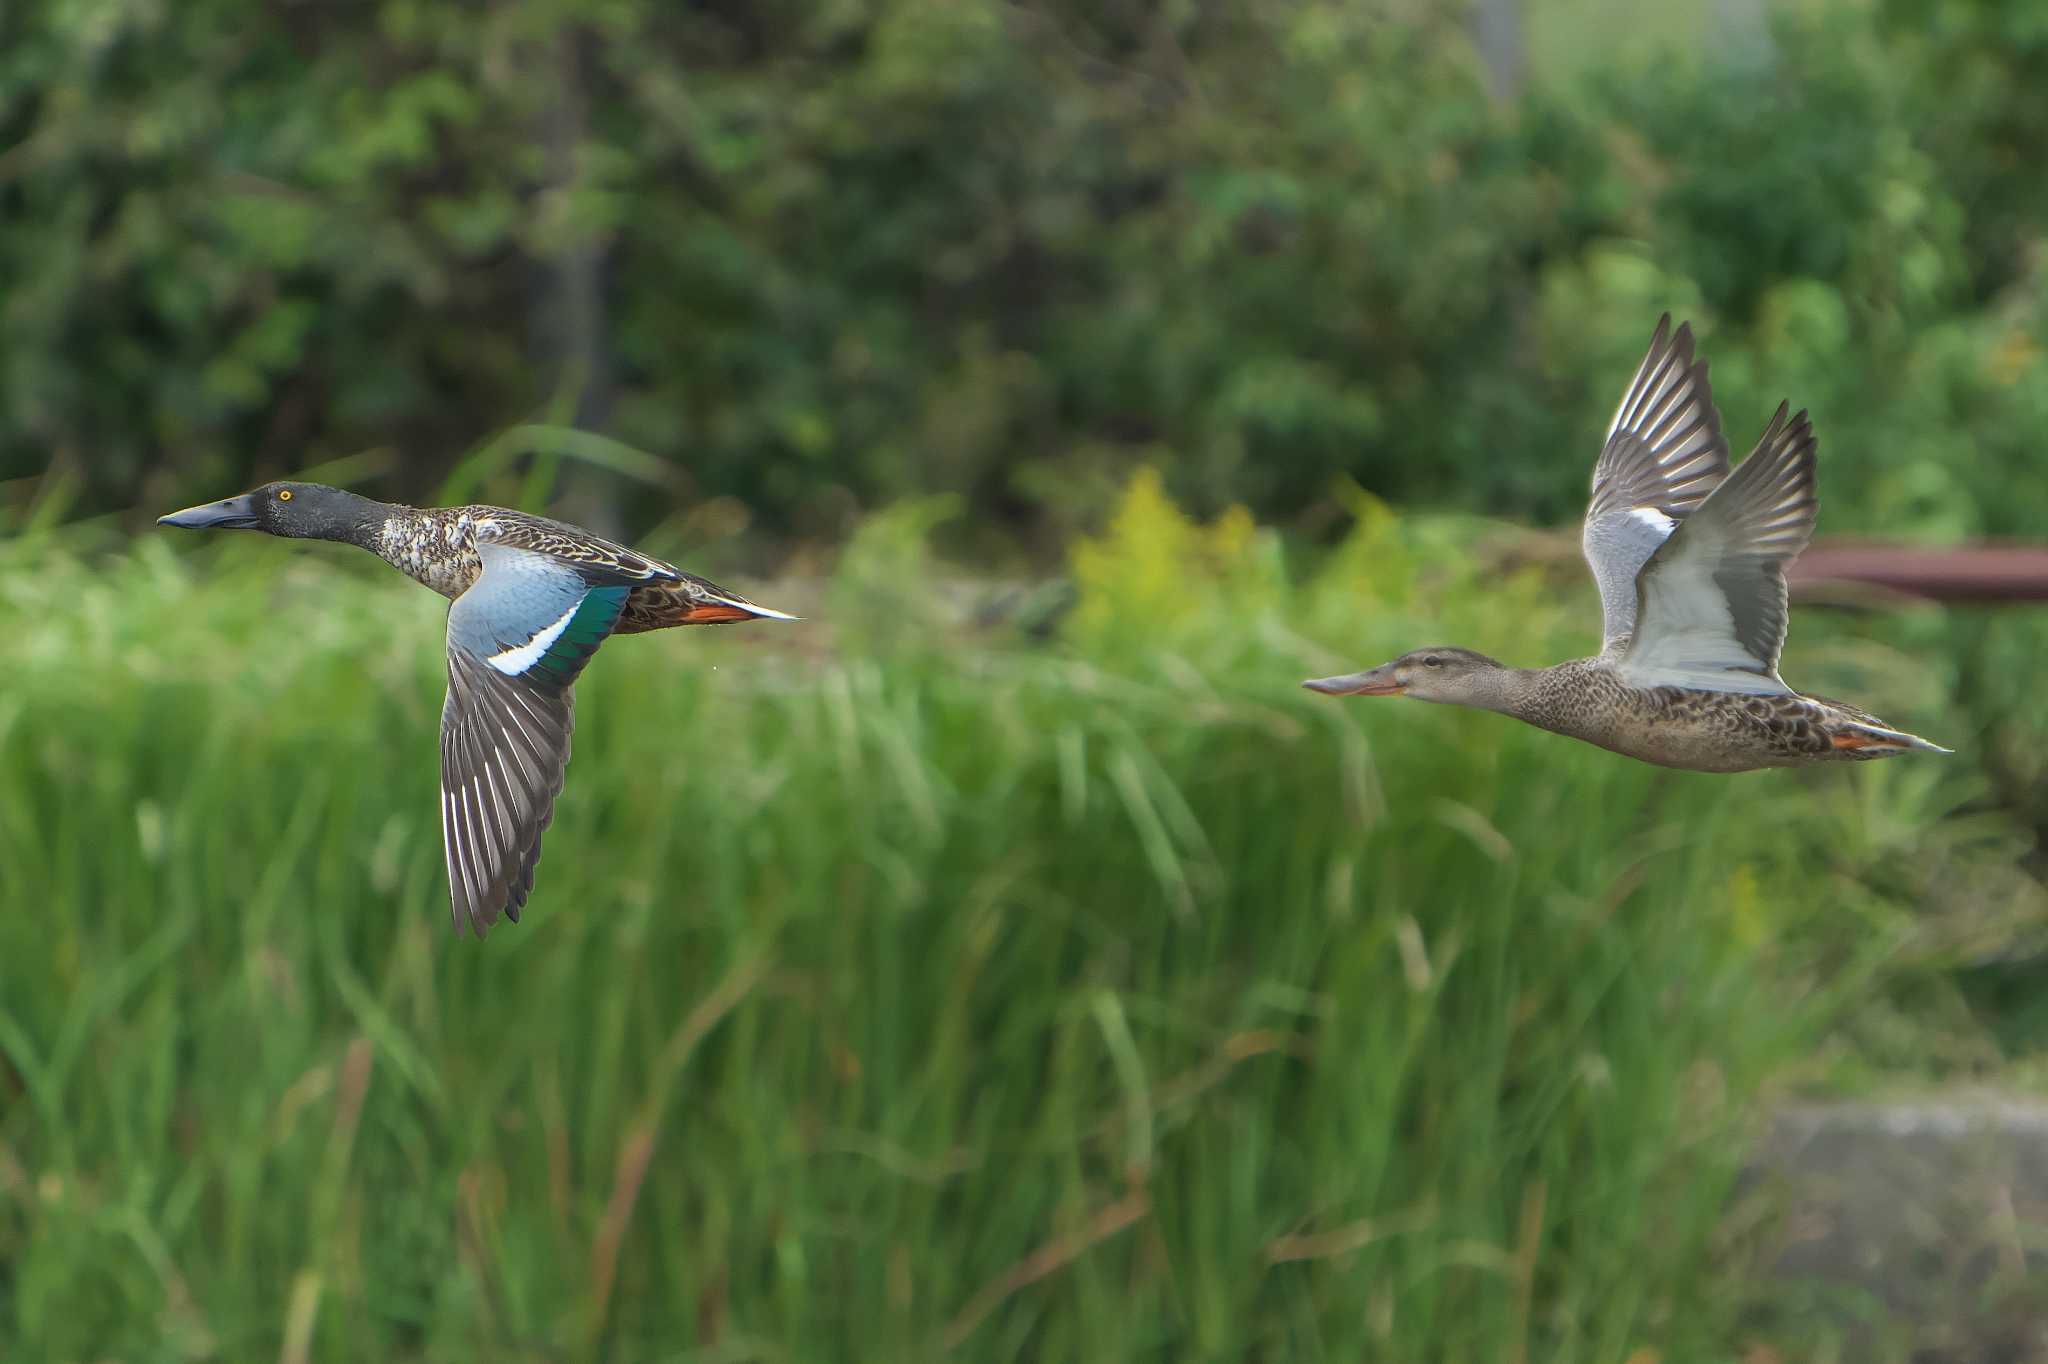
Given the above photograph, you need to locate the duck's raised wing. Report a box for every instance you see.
[439,541,633,936]
[1613,404,1817,696]
[1582,315,1732,652]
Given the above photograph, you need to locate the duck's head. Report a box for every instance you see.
[1303,646,1505,706]
[158,482,378,542]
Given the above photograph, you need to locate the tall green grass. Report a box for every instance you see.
[0,483,2031,1361]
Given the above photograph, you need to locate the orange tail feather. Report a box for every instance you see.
[677,602,764,624]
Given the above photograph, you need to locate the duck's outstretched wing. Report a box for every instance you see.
[1581,315,1732,652]
[439,540,632,936]
[1614,403,1818,696]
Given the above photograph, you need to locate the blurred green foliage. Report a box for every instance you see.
[2,481,2035,1359]
[4,0,2044,545]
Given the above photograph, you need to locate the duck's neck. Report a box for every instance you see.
[289,489,398,553]
[1447,665,1541,718]
[365,501,440,553]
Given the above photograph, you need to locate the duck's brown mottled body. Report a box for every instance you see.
[376,506,754,633]
[1506,658,1910,772]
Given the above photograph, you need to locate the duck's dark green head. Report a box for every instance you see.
[158,482,381,543]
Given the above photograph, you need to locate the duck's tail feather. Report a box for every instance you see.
[1830,722,1953,756]
[614,577,801,633]
[677,595,800,624]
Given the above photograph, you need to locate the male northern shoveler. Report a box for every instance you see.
[159,483,795,934]
[1304,316,1951,770]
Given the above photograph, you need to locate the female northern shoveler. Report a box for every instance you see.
[1304,316,1951,771]
[159,483,795,935]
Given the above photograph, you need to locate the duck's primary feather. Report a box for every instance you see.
[441,645,577,935]
[1582,316,1732,652]
[1615,402,1818,695]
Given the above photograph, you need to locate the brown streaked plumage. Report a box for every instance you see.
[372,504,788,634]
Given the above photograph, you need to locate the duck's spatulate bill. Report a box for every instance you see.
[1302,668,1405,697]
[158,494,262,530]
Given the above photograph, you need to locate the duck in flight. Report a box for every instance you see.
[1304,316,1950,770]
[160,483,795,934]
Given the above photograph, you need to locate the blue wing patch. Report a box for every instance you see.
[508,585,629,683]
[448,544,631,688]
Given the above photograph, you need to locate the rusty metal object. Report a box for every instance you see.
[1488,534,2048,605]
[1789,543,2048,603]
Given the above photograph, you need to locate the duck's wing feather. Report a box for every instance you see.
[477,508,796,626]
[440,541,631,936]
[478,509,685,584]
[1581,315,1732,652]
[1614,403,1817,696]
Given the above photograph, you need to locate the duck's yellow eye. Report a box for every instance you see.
[277,489,293,502]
